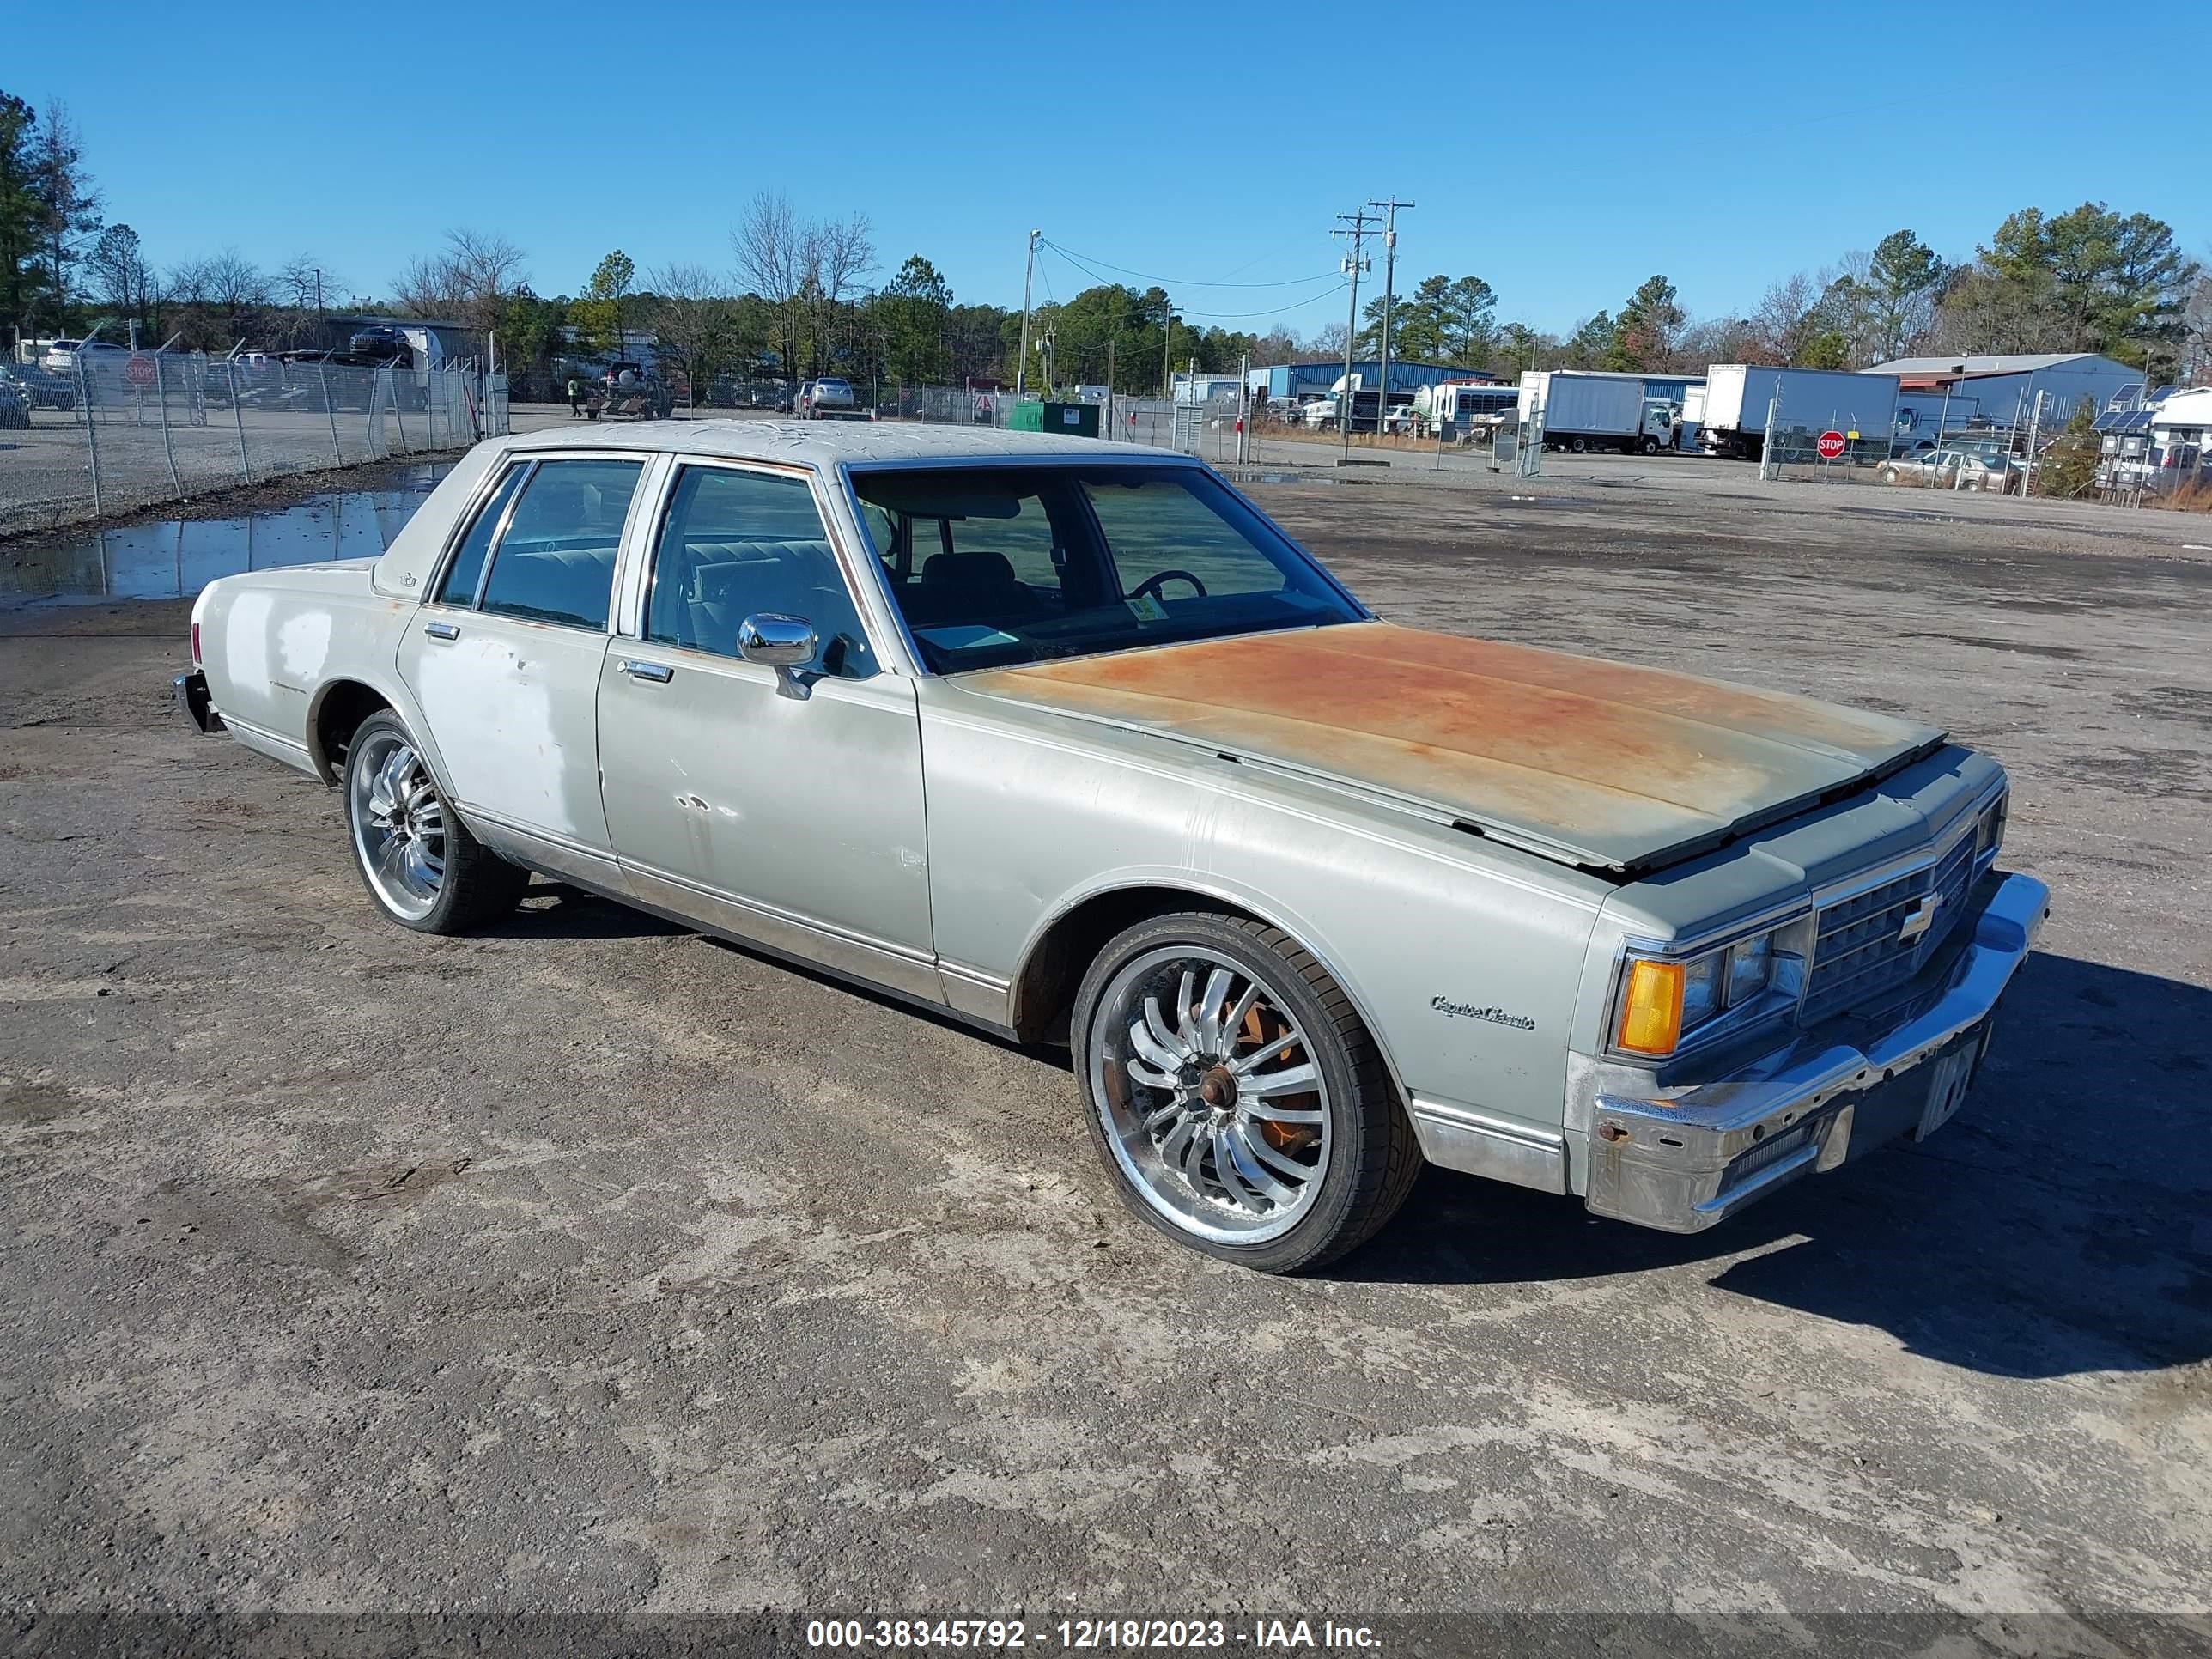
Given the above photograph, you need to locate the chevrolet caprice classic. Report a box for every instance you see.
[177,422,2048,1273]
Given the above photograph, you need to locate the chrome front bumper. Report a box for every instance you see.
[1583,871,2050,1234]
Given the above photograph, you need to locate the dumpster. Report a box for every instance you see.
[1007,399,1046,432]
[1042,401,1100,438]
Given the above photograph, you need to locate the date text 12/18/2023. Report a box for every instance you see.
[804,1618,1382,1650]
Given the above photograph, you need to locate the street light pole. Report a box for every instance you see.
[1331,209,1378,459]
[1368,198,1413,439]
[1016,229,1039,398]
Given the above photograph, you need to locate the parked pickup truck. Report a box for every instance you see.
[177,421,2046,1273]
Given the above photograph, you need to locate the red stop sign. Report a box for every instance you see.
[125,354,156,386]
[1816,429,1847,460]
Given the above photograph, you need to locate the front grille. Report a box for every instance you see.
[1802,831,1977,1023]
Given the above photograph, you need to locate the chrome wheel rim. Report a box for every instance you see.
[348,730,445,921]
[1089,945,1331,1245]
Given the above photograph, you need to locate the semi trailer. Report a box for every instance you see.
[1697,365,1899,461]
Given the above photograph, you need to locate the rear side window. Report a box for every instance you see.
[436,464,528,605]
[477,459,644,629]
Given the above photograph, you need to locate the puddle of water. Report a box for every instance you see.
[0,465,447,605]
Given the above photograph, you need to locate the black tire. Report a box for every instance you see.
[1072,909,1422,1274]
[342,710,526,935]
[1639,436,1659,455]
[1569,436,1587,453]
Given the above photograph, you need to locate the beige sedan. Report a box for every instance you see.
[1878,447,2015,491]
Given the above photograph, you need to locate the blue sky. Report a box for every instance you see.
[15,0,2206,338]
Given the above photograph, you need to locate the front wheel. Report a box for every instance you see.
[343,711,526,933]
[1073,911,1421,1273]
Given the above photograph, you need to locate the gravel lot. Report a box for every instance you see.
[3,453,2209,1650]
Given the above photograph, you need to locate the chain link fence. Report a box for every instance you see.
[879,384,1247,459]
[0,351,508,535]
[1759,392,2094,494]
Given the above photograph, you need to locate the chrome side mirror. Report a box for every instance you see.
[737,612,818,699]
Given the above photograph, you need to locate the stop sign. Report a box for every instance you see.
[125,354,156,387]
[1816,429,1847,460]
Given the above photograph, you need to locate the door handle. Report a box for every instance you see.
[424,620,460,641]
[618,659,673,683]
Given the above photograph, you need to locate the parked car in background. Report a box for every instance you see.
[0,362,76,411]
[799,377,860,419]
[178,422,2044,1275]
[0,374,27,430]
[1877,448,2014,492]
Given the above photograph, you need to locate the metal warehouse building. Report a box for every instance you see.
[1262,361,1490,400]
[1869,353,2140,447]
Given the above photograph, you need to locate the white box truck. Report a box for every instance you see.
[1517,371,1682,454]
[1697,365,1900,461]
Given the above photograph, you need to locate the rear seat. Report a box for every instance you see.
[486,541,619,626]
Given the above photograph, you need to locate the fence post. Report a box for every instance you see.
[2021,391,2044,498]
[391,368,410,455]
[76,356,102,516]
[318,363,343,464]
[228,359,252,483]
[156,355,182,499]
[1758,392,1782,483]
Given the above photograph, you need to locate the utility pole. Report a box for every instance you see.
[1163,303,1175,402]
[1016,229,1040,398]
[1330,208,1379,456]
[1367,198,1413,439]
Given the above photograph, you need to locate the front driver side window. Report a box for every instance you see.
[645,465,875,678]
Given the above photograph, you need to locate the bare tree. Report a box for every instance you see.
[647,261,743,403]
[810,212,875,375]
[167,247,268,346]
[274,254,343,313]
[393,228,526,337]
[731,191,805,380]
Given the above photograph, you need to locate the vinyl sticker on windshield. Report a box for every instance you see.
[1125,592,1169,624]
[915,623,1021,652]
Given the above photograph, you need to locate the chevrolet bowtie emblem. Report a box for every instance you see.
[1897,892,1942,944]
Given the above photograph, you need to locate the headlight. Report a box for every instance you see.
[1613,915,1813,1060]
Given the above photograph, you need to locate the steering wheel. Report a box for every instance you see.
[1130,568,1207,603]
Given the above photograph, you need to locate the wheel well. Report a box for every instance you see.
[1011,885,1256,1046]
[310,681,392,783]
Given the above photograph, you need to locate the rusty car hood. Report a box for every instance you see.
[958,622,1945,874]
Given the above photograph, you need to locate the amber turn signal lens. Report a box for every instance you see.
[1617,959,1686,1056]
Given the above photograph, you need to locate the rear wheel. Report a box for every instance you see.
[1569,436,1588,453]
[1073,911,1421,1273]
[343,712,526,934]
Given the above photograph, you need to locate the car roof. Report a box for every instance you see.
[487,419,1170,468]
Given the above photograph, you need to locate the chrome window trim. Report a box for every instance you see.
[425,455,533,611]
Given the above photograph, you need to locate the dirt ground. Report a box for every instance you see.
[2,456,2209,1651]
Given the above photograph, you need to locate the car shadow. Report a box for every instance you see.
[1334,951,2212,1380]
[480,880,692,940]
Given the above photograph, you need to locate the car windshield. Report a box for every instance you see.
[849,463,1364,673]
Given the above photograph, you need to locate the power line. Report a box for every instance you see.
[1175,284,1350,321]
[1041,242,1345,322]
[1038,238,1341,290]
